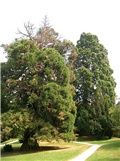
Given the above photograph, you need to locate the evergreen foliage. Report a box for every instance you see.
[1,18,117,148]
[75,32,116,138]
[1,39,76,150]
[109,102,120,137]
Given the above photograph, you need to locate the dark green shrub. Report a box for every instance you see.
[19,139,24,143]
[4,144,13,152]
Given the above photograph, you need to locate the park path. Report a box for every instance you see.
[0,140,101,161]
[70,142,101,161]
[0,139,19,147]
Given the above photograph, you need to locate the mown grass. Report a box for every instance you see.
[1,141,89,161]
[86,138,120,161]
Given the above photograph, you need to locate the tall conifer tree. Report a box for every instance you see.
[75,32,116,138]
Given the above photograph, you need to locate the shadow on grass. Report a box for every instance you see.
[76,136,110,143]
[1,145,69,157]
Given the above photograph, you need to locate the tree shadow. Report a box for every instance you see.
[1,145,69,157]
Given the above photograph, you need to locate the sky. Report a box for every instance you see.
[0,0,120,98]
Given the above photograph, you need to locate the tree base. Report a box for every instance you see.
[20,139,40,151]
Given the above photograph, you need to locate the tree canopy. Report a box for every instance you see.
[1,17,118,150]
[1,39,76,150]
[74,32,116,138]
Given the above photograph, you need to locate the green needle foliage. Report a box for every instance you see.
[1,17,118,151]
[1,39,76,151]
[75,32,116,139]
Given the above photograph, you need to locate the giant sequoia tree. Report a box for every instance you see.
[16,16,78,84]
[1,39,76,150]
[75,32,116,138]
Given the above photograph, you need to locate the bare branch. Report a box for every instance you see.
[16,21,35,40]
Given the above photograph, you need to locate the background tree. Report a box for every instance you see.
[1,39,76,150]
[109,102,120,137]
[74,32,116,139]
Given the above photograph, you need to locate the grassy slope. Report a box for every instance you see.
[86,138,120,161]
[1,142,89,161]
[2,138,120,161]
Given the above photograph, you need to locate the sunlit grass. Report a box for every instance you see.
[1,141,89,161]
[2,138,119,161]
[86,138,120,161]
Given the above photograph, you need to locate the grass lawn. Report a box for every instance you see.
[86,138,120,161]
[1,141,90,161]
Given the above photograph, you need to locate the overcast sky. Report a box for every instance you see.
[0,0,120,98]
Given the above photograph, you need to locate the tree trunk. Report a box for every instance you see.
[20,139,40,151]
[20,129,40,151]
